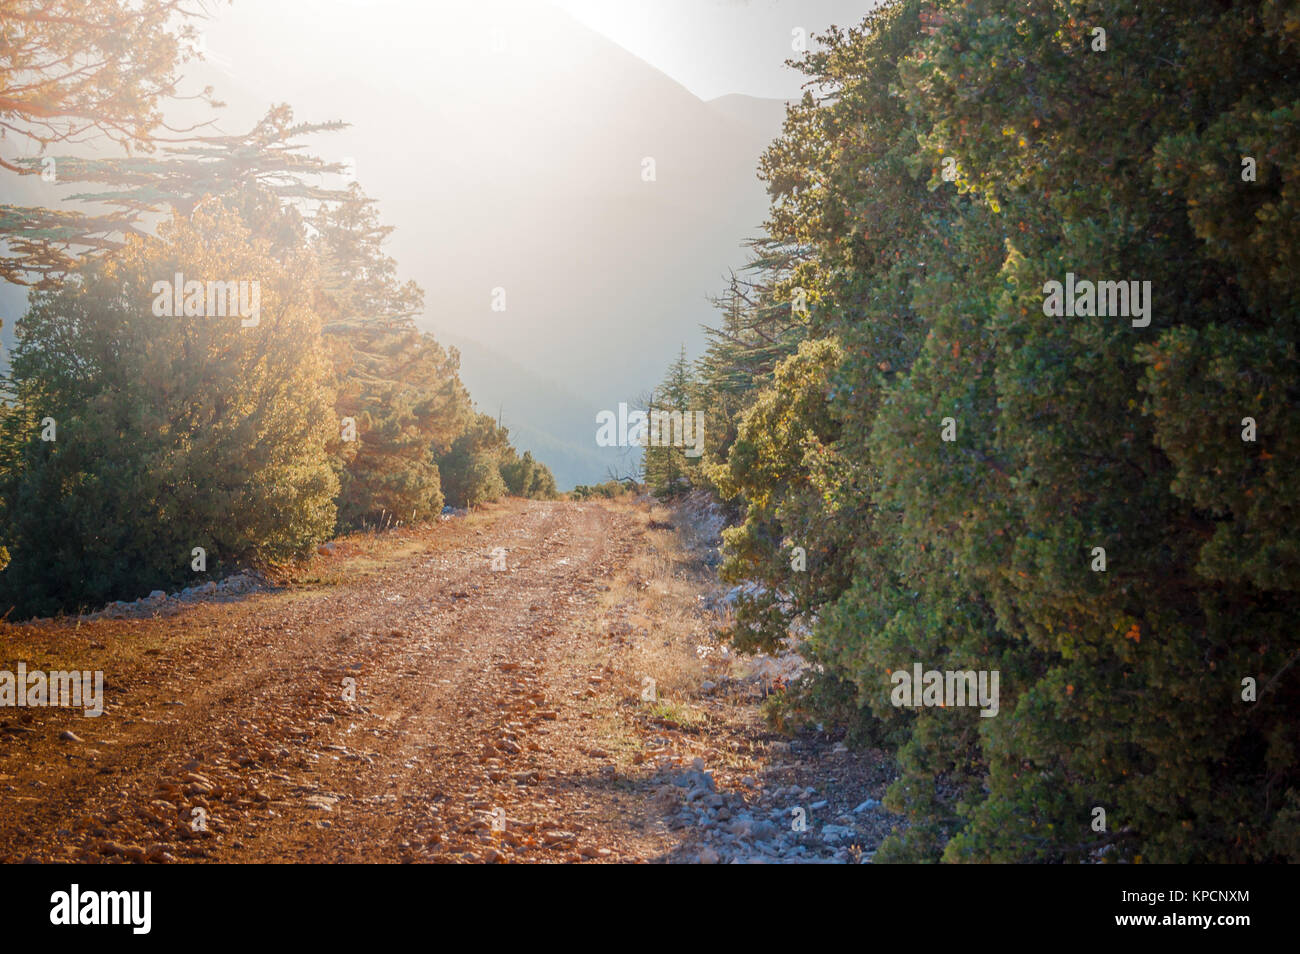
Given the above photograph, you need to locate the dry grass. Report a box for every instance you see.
[589,498,744,717]
[620,501,716,699]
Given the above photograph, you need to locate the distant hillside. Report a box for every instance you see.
[5,0,792,487]
[440,332,635,491]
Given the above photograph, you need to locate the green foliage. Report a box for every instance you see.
[693,248,813,473]
[670,0,1300,862]
[500,449,558,500]
[329,324,464,528]
[712,337,855,656]
[0,59,559,616]
[643,346,704,499]
[0,205,339,616]
[312,190,472,529]
[436,412,509,509]
[570,480,635,500]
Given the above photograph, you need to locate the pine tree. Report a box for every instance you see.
[643,345,700,498]
[311,188,471,529]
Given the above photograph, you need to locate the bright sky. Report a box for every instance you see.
[189,0,878,112]
[551,0,877,100]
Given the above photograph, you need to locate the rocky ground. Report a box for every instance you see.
[0,497,897,863]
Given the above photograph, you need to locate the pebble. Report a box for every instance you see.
[658,755,874,865]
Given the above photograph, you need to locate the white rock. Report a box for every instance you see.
[821,824,854,843]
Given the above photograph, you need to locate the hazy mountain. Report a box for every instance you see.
[5,1,791,487]
[184,0,792,485]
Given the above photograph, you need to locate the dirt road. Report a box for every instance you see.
[0,498,893,863]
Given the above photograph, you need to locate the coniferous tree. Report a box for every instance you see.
[0,0,211,285]
[643,345,701,498]
[0,203,338,616]
[311,188,472,528]
[437,412,509,509]
[657,0,1300,862]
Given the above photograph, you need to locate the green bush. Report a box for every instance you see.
[668,0,1300,862]
[501,449,558,499]
[0,206,338,616]
[570,480,634,500]
[436,413,509,508]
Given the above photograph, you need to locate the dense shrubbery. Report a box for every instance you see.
[569,480,636,501]
[0,204,339,616]
[661,0,1300,862]
[435,412,508,509]
[0,126,556,616]
[500,448,559,500]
